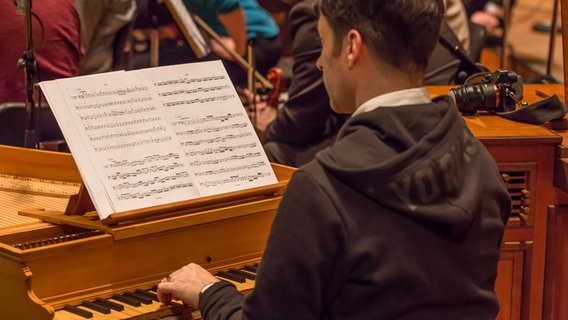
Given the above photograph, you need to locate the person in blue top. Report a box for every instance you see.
[181,0,281,87]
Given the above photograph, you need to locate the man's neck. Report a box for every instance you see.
[354,63,424,109]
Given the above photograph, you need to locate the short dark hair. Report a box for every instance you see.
[314,0,444,73]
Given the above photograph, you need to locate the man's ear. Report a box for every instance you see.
[346,29,362,68]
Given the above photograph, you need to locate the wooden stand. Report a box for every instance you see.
[53,162,292,226]
[429,85,564,320]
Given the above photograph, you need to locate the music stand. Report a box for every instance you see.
[16,0,39,148]
[545,0,561,78]
[562,0,568,103]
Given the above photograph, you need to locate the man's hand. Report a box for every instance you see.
[157,263,220,307]
[242,89,277,133]
[250,102,277,133]
[471,11,501,32]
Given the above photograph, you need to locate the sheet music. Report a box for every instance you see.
[39,61,276,220]
[138,63,276,196]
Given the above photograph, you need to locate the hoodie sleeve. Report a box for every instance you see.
[242,169,348,319]
[199,281,245,320]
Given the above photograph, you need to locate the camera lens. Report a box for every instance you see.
[450,83,499,115]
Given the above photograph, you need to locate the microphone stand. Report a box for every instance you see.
[545,0,560,77]
[500,0,512,69]
[17,0,38,149]
[438,35,488,84]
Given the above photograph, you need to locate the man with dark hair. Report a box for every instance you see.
[256,0,470,168]
[156,0,511,319]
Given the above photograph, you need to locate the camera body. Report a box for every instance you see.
[450,70,523,115]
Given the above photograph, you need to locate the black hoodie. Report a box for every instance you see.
[199,95,512,320]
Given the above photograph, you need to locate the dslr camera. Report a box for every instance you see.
[450,70,523,115]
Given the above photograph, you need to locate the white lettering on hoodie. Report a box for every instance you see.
[389,129,478,211]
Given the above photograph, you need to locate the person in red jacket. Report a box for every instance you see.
[0,0,82,104]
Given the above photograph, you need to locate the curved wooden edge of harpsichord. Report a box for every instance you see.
[0,264,54,320]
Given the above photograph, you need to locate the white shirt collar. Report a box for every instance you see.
[352,87,430,117]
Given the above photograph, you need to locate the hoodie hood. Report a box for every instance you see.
[316,96,489,236]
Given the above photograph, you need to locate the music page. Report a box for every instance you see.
[39,61,276,220]
[137,63,276,196]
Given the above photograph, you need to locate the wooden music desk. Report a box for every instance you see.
[428,84,564,320]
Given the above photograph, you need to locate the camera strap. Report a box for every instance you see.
[493,94,567,125]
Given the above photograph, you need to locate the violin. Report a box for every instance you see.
[265,67,286,109]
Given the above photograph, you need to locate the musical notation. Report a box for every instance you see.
[113,171,190,190]
[104,153,181,169]
[79,105,158,121]
[180,132,253,146]
[172,113,245,127]
[154,74,226,87]
[75,96,153,110]
[158,84,231,97]
[163,94,234,107]
[187,143,257,157]
[84,116,162,131]
[89,126,167,142]
[189,152,263,167]
[70,85,149,99]
[94,136,173,152]
[199,172,273,188]
[176,122,248,137]
[193,162,269,177]
[117,182,195,200]
[108,163,185,180]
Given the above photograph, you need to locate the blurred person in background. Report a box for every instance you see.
[75,0,138,74]
[0,0,81,104]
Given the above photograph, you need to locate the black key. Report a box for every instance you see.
[124,291,153,304]
[229,268,256,280]
[63,304,93,318]
[216,271,246,283]
[135,289,159,301]
[112,294,141,307]
[81,301,110,314]
[95,298,125,311]
[242,265,257,274]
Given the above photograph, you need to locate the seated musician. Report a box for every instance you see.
[157,0,512,319]
[250,0,472,168]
